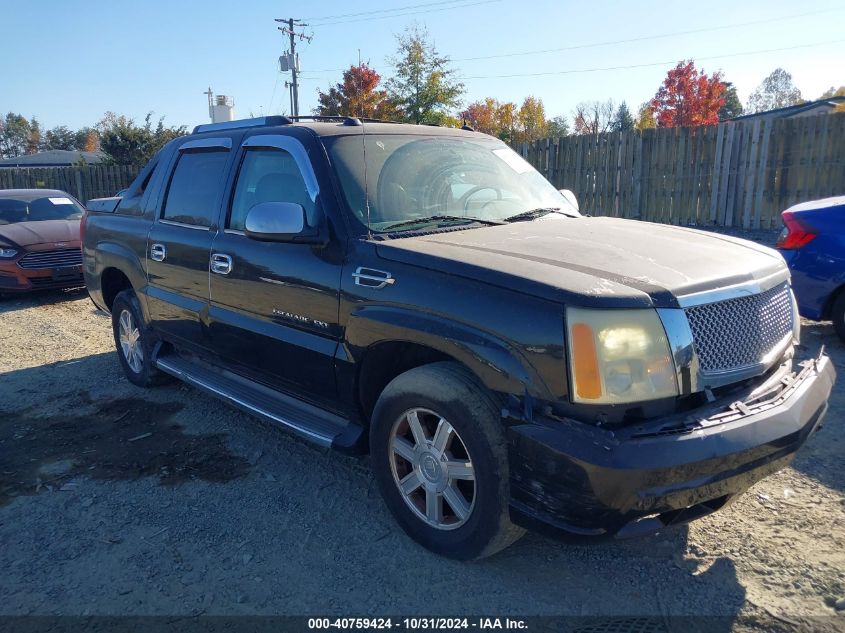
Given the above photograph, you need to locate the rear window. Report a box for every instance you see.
[163,151,230,227]
[0,195,84,225]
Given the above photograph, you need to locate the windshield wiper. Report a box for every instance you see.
[503,207,561,223]
[381,214,504,232]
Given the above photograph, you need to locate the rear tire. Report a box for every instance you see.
[370,362,524,560]
[831,291,845,344]
[111,289,170,388]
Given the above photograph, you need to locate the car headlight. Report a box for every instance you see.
[566,307,678,404]
[0,247,18,258]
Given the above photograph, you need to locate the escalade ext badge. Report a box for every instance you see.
[353,266,395,289]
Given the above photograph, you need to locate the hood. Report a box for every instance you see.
[375,215,788,308]
[0,219,81,248]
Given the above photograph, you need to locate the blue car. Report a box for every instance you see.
[777,195,845,341]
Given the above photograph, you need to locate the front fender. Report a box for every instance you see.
[344,305,555,401]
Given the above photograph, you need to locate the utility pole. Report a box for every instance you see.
[275,18,312,117]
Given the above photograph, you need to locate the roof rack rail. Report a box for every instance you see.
[192,115,292,135]
[282,115,405,125]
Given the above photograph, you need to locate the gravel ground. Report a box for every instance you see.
[0,241,844,630]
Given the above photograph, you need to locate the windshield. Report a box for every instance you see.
[326,134,577,233]
[0,194,84,225]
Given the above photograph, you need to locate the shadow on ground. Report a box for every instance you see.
[0,385,251,507]
[0,286,87,313]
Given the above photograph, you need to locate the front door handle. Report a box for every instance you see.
[211,253,233,275]
[150,243,166,262]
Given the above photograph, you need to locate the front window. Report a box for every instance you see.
[0,194,84,225]
[326,134,577,234]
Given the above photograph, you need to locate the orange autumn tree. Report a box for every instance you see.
[316,63,400,120]
[650,61,726,127]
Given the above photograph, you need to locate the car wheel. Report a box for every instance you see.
[370,362,524,559]
[111,289,170,388]
[832,291,845,344]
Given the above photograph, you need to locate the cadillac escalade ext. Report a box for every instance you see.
[82,116,835,559]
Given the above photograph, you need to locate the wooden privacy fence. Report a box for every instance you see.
[518,112,845,229]
[0,164,141,203]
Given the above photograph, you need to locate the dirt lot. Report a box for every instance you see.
[1,256,844,630]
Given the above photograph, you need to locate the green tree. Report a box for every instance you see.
[719,82,743,120]
[546,116,569,138]
[0,113,33,158]
[43,126,77,151]
[97,112,186,165]
[611,102,635,132]
[386,25,464,124]
[746,68,803,114]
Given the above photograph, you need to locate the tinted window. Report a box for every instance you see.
[0,194,84,225]
[229,149,314,231]
[163,150,230,227]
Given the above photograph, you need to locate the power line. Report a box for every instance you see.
[307,0,499,26]
[453,7,844,62]
[456,38,845,79]
[303,0,489,23]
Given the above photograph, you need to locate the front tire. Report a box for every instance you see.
[370,362,524,559]
[111,289,169,388]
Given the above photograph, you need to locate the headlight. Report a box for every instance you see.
[566,307,678,404]
[0,247,17,258]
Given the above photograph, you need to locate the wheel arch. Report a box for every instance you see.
[347,306,552,422]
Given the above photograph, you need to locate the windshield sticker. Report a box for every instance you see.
[492,148,534,174]
[48,197,75,205]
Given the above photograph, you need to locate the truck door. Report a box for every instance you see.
[145,137,233,352]
[207,133,343,404]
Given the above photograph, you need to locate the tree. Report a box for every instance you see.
[461,97,501,136]
[546,116,569,138]
[75,127,100,152]
[315,63,400,120]
[43,126,77,151]
[0,113,33,158]
[611,102,634,132]
[387,25,464,124]
[650,61,725,127]
[572,100,615,136]
[746,68,803,114]
[634,103,656,131]
[25,118,42,154]
[517,96,548,143]
[97,112,186,165]
[819,86,845,99]
[718,82,743,120]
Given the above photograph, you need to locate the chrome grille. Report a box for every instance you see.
[685,283,793,374]
[18,249,82,269]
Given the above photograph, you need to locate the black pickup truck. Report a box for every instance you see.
[82,116,835,559]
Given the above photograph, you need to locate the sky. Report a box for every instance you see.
[3,0,844,132]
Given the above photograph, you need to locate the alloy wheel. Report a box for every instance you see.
[389,408,476,530]
[118,309,143,373]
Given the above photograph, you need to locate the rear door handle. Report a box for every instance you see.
[211,253,233,275]
[150,243,166,262]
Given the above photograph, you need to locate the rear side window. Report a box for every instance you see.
[228,149,314,231]
[163,151,230,227]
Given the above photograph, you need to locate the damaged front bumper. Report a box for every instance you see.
[506,352,836,539]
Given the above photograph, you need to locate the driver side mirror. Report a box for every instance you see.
[559,189,579,212]
[244,201,308,242]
